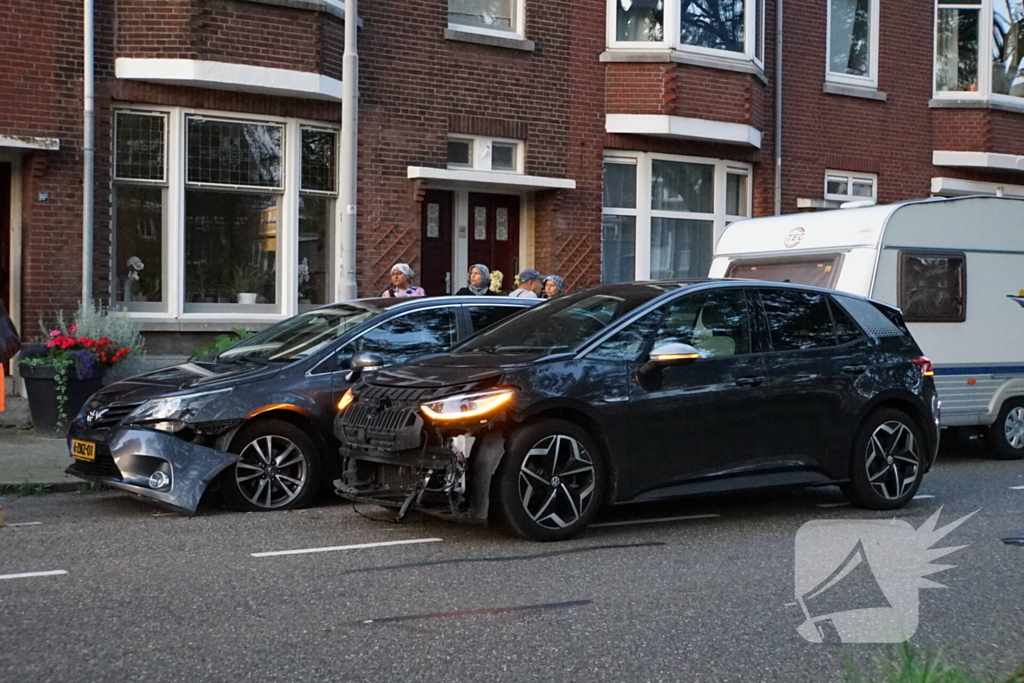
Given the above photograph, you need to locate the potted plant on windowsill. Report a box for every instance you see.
[230,264,269,305]
[18,303,144,438]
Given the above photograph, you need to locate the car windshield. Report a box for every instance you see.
[457,288,666,355]
[218,305,378,363]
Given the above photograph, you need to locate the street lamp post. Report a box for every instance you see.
[338,0,359,300]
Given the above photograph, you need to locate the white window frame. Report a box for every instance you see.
[606,0,765,67]
[933,0,1024,103]
[113,105,340,323]
[446,134,524,173]
[825,0,881,88]
[448,0,526,39]
[602,151,753,281]
[824,170,878,202]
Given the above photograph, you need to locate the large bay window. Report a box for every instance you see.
[935,0,1024,100]
[601,152,752,284]
[449,0,523,37]
[828,0,879,87]
[113,108,338,320]
[610,0,765,64]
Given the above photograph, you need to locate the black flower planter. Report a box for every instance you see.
[19,364,105,438]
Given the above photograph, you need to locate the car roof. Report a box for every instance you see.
[310,295,540,315]
[573,278,885,307]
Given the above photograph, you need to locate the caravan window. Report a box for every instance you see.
[898,251,966,323]
[726,256,842,289]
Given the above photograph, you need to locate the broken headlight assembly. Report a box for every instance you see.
[126,389,231,433]
[420,389,515,422]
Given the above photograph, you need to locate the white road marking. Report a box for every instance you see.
[817,502,851,508]
[0,570,67,581]
[590,513,720,528]
[251,538,443,558]
[5,522,43,527]
[913,494,935,499]
[1011,486,1024,490]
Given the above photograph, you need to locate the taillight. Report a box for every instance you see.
[912,357,934,377]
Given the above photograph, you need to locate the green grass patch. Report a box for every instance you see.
[845,644,1024,683]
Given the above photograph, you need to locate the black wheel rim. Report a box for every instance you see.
[235,435,307,509]
[864,421,920,500]
[518,435,596,530]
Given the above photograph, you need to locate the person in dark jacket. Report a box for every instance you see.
[0,300,21,413]
[455,264,501,296]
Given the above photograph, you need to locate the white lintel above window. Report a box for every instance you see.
[606,114,763,148]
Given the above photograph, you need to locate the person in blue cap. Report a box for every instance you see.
[509,269,543,298]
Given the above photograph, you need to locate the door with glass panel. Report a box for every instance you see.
[420,191,454,296]
[649,158,715,281]
[467,193,520,289]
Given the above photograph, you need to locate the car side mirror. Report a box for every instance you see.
[639,343,700,375]
[346,351,385,382]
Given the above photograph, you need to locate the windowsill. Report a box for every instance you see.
[444,28,535,52]
[600,48,768,85]
[929,97,1024,115]
[233,0,363,25]
[133,319,280,333]
[823,81,887,102]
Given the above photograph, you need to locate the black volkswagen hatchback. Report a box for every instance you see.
[334,281,940,541]
[66,296,536,514]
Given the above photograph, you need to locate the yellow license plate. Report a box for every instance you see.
[71,440,96,462]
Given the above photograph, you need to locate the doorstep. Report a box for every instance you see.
[0,397,31,430]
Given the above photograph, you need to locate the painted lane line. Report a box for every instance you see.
[590,513,720,528]
[252,538,443,558]
[817,502,851,508]
[913,494,935,499]
[0,570,67,581]
[1010,486,1024,490]
[5,522,43,527]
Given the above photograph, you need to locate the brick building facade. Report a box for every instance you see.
[2,0,1023,368]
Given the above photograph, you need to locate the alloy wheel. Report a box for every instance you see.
[1003,407,1024,449]
[518,434,596,530]
[235,435,308,509]
[864,421,920,500]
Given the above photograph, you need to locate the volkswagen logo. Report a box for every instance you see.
[785,227,806,249]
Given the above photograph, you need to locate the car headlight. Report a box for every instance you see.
[128,389,231,432]
[337,388,355,412]
[420,389,515,422]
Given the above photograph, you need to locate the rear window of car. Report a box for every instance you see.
[758,289,835,351]
[467,305,526,333]
[833,295,907,338]
[727,255,842,289]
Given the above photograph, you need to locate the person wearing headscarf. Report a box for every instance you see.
[455,264,501,296]
[543,275,566,299]
[381,263,425,298]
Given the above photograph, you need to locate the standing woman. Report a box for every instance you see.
[381,263,425,298]
[543,275,566,299]
[455,264,501,296]
[0,299,21,413]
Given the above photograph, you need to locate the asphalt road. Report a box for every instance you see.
[1,441,1022,683]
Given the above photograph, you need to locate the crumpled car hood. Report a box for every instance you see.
[92,361,281,405]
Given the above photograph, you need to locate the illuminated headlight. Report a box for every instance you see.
[420,389,515,422]
[128,389,230,429]
[337,388,355,412]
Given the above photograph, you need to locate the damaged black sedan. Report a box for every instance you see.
[334,281,940,541]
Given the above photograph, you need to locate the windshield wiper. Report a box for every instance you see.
[216,353,270,366]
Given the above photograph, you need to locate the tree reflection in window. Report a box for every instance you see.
[353,308,459,365]
[899,253,966,323]
[759,289,837,351]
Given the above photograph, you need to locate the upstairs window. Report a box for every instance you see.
[449,0,523,37]
[447,135,523,173]
[935,0,1024,100]
[828,0,880,87]
[611,0,765,64]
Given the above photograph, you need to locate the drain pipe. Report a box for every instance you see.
[773,0,783,216]
[337,0,359,300]
[82,0,95,303]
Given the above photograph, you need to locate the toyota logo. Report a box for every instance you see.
[86,409,108,425]
[785,227,806,249]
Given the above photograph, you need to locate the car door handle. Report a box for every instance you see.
[842,365,868,375]
[736,376,765,387]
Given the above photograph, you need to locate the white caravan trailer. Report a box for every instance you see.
[709,196,1024,459]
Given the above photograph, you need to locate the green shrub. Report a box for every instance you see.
[189,328,254,361]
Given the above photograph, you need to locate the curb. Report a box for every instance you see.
[0,482,101,495]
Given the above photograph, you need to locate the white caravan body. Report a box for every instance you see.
[710,196,1024,430]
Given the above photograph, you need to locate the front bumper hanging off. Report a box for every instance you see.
[67,428,239,514]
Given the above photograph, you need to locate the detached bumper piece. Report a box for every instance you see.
[66,428,239,514]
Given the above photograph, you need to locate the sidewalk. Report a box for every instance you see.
[0,398,83,492]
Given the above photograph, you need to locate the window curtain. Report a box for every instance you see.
[617,0,664,41]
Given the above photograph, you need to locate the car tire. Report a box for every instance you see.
[842,409,925,510]
[987,398,1024,460]
[221,419,323,512]
[492,419,605,542]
